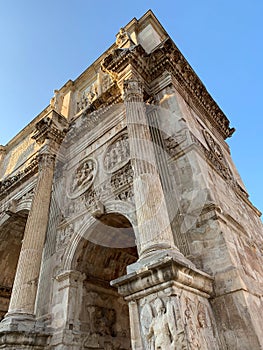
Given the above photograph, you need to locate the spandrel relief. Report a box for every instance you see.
[67,158,97,199]
[104,133,130,173]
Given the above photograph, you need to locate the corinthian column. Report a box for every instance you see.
[7,110,68,317]
[123,79,186,261]
[8,153,55,314]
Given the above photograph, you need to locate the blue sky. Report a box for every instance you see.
[0,1,262,214]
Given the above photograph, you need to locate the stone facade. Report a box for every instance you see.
[0,10,262,350]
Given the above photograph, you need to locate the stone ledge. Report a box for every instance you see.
[111,252,214,299]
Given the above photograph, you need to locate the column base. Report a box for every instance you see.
[0,313,49,349]
[127,248,196,274]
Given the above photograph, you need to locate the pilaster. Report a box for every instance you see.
[50,270,85,349]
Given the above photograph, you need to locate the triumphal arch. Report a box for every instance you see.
[0,10,262,350]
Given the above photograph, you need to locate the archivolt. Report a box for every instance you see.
[62,199,137,271]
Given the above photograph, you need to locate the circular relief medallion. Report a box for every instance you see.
[67,158,97,199]
[103,132,130,173]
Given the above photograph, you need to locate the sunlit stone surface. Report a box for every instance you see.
[0,10,262,350]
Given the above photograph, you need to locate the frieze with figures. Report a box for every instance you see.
[76,70,114,113]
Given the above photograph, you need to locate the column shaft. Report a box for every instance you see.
[123,80,177,257]
[8,153,55,314]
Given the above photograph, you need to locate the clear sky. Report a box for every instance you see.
[0,1,262,214]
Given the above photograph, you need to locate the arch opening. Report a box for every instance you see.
[74,212,138,349]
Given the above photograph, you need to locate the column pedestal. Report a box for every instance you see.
[111,255,222,350]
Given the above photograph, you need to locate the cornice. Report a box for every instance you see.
[149,38,235,139]
[102,38,235,140]
[32,110,68,146]
[102,44,150,82]
[0,156,38,200]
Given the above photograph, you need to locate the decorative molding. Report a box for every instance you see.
[190,132,233,183]
[32,110,68,146]
[37,153,56,171]
[190,132,260,215]
[75,82,122,119]
[0,156,38,199]
[101,44,150,82]
[67,85,123,146]
[149,38,235,139]
[102,38,234,139]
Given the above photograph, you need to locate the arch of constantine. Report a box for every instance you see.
[0,10,262,350]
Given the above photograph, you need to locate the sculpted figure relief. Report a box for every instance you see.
[77,81,98,112]
[203,130,226,163]
[68,158,97,199]
[141,297,187,350]
[104,133,130,172]
[50,89,63,112]
[115,28,135,49]
[147,298,173,349]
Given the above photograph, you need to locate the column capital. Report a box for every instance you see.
[123,79,144,102]
[32,110,68,146]
[36,153,56,171]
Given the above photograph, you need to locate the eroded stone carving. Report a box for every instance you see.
[67,158,97,199]
[141,297,187,350]
[104,133,130,172]
[203,130,226,164]
[56,224,74,250]
[50,89,63,112]
[183,297,218,350]
[88,305,116,337]
[77,81,99,112]
[116,28,135,49]
[32,112,68,145]
[0,157,38,198]
[164,130,188,158]
[190,132,233,183]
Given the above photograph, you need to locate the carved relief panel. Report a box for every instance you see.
[103,132,130,173]
[140,296,187,350]
[138,292,220,350]
[67,158,97,199]
[81,289,131,350]
[77,69,114,113]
